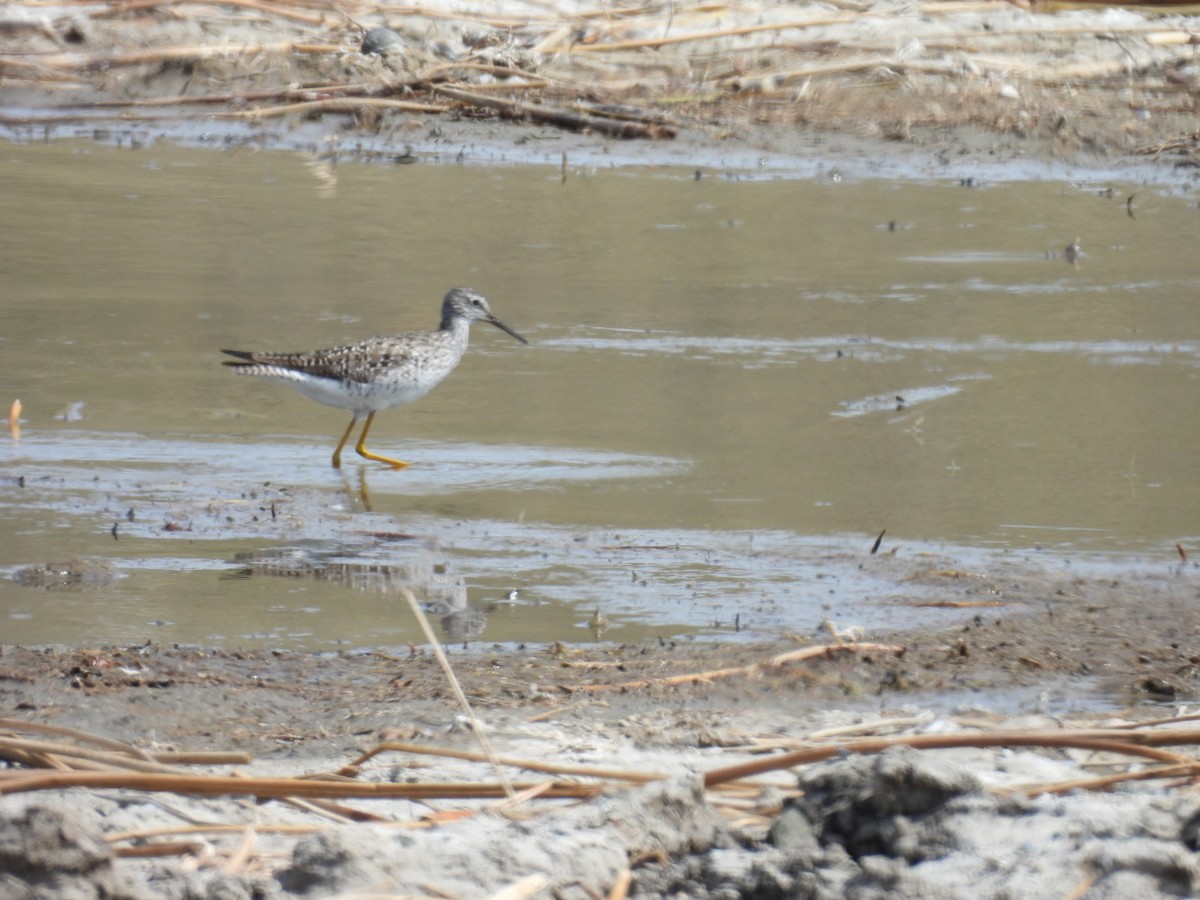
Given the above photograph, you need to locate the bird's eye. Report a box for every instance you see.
[472,298,483,307]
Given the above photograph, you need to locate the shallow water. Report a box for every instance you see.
[1,141,1196,649]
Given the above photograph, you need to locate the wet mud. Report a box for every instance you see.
[2,517,1199,896]
[5,0,1200,895]
[4,569,1200,900]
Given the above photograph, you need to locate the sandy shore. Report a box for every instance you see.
[2,0,1200,179]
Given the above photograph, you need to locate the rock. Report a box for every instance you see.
[360,26,402,56]
[767,806,820,855]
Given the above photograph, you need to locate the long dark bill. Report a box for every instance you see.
[489,316,528,345]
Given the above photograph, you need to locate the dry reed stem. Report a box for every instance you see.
[278,796,362,824]
[86,85,376,108]
[608,869,633,900]
[0,736,195,774]
[1009,763,1198,798]
[416,61,550,85]
[105,821,426,844]
[375,4,547,28]
[92,0,338,26]
[0,770,605,801]
[11,42,338,71]
[113,840,208,859]
[351,741,666,784]
[556,641,905,694]
[1118,711,1200,728]
[399,588,517,802]
[433,85,676,138]
[918,1,1015,10]
[0,716,156,759]
[0,110,247,126]
[224,96,446,117]
[8,700,1200,836]
[486,873,552,900]
[221,824,257,875]
[702,730,1200,788]
[152,750,254,765]
[564,12,862,52]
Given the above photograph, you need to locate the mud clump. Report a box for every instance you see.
[638,747,1200,899]
[276,778,726,898]
[0,803,138,899]
[0,802,274,900]
[791,744,983,862]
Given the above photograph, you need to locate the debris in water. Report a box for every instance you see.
[55,401,85,421]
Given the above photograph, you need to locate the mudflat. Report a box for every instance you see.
[3,0,1199,177]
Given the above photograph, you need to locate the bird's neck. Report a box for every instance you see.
[439,315,471,342]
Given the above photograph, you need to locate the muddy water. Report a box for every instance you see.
[1,141,1197,649]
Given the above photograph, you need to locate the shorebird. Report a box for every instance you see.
[222,287,527,469]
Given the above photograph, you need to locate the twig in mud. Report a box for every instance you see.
[749,714,953,750]
[352,4,544,29]
[0,769,605,801]
[113,840,208,859]
[901,599,1005,608]
[9,42,338,72]
[85,84,376,108]
[487,874,552,900]
[562,12,861,53]
[0,110,240,126]
[0,723,246,771]
[416,61,550,86]
[607,869,633,900]
[0,736,189,774]
[721,54,895,91]
[278,796,368,824]
[602,543,682,551]
[105,821,412,845]
[701,729,1200,788]
[434,85,676,139]
[556,641,906,694]
[91,0,338,26]
[350,741,665,784]
[398,588,517,802]
[1116,710,1200,729]
[223,96,447,118]
[0,717,155,761]
[1134,134,1200,159]
[1011,762,1199,799]
[221,824,257,876]
[572,101,675,125]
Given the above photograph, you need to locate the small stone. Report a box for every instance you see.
[768,806,820,854]
[361,26,402,56]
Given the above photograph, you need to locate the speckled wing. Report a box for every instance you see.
[222,335,429,385]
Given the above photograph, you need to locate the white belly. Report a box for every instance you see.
[265,370,440,416]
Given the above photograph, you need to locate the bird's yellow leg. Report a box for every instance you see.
[355,412,410,469]
[331,415,358,469]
